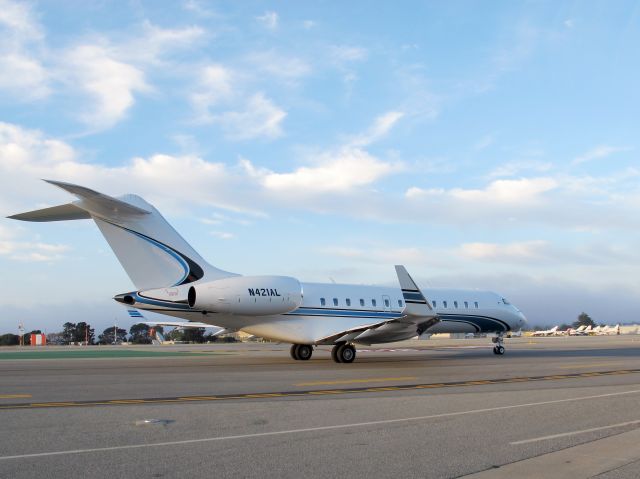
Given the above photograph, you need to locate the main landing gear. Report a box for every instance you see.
[331,343,356,363]
[492,334,505,355]
[290,344,313,360]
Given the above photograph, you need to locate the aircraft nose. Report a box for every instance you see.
[518,311,528,327]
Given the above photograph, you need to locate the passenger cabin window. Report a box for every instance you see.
[346,298,351,307]
[333,298,339,306]
[454,301,458,308]
[464,301,469,308]
[384,299,390,308]
[359,299,365,307]
[398,299,403,307]
[443,301,448,308]
[372,299,377,307]
[320,298,326,306]
[474,301,479,308]
[432,300,437,308]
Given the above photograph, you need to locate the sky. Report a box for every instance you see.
[1,0,640,334]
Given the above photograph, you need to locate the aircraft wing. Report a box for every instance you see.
[125,309,229,335]
[316,265,439,345]
[142,321,229,336]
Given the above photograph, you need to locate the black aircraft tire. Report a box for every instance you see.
[331,344,342,363]
[339,344,356,363]
[290,344,300,360]
[297,344,313,360]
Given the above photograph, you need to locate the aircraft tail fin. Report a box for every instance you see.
[9,180,236,290]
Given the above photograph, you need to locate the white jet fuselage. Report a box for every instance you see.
[125,282,526,345]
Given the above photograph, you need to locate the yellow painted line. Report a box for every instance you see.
[295,376,417,387]
[178,396,219,401]
[559,362,625,369]
[363,387,400,392]
[3,368,640,411]
[243,393,284,398]
[0,394,31,399]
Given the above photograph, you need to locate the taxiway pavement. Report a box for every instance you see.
[1,336,640,478]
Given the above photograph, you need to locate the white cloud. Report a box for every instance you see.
[460,240,550,262]
[210,231,235,240]
[254,147,396,194]
[407,178,558,206]
[0,12,204,127]
[0,0,43,42]
[572,145,632,165]
[487,160,553,179]
[245,50,311,82]
[119,22,205,66]
[256,11,278,30]
[330,45,368,63]
[0,53,49,99]
[190,64,236,122]
[183,0,217,17]
[452,178,558,204]
[63,44,149,129]
[349,111,404,147]
[0,0,49,100]
[321,245,427,265]
[213,93,286,140]
[0,224,69,262]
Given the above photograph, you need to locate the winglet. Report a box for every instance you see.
[395,265,436,318]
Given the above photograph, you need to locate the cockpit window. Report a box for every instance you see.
[502,298,511,305]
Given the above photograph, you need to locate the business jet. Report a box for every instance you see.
[577,325,593,336]
[532,325,560,337]
[9,181,527,362]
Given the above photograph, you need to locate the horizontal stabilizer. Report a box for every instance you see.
[45,180,151,217]
[7,203,90,222]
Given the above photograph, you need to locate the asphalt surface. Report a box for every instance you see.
[1,336,640,478]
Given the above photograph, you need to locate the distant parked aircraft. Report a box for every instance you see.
[532,325,560,337]
[597,324,620,335]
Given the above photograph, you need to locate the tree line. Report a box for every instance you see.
[0,322,233,346]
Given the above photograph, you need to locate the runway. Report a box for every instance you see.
[1,336,640,478]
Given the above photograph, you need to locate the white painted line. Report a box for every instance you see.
[2,388,640,461]
[510,419,640,445]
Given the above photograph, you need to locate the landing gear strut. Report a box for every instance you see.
[331,343,356,363]
[492,334,505,355]
[290,344,313,360]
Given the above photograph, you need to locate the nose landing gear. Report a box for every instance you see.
[492,334,505,355]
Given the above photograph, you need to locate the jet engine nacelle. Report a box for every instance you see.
[188,275,303,316]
